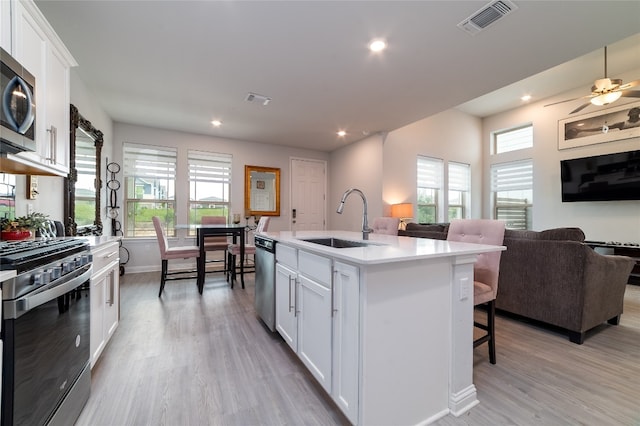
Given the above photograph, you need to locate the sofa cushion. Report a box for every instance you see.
[539,227,585,242]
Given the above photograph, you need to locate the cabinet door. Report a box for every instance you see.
[298,273,332,393]
[332,261,360,425]
[44,44,70,173]
[90,271,106,368]
[103,265,120,340]
[275,263,297,351]
[0,0,11,52]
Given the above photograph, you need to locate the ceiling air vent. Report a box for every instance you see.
[458,0,518,36]
[245,92,272,106]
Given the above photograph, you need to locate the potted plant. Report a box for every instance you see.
[1,212,49,241]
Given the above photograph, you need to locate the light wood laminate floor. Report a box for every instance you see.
[77,272,640,426]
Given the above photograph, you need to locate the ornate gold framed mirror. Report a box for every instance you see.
[244,165,280,216]
[64,104,103,236]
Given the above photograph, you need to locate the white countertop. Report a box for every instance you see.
[263,230,505,265]
[79,235,121,248]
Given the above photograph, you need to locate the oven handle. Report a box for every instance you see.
[6,267,92,319]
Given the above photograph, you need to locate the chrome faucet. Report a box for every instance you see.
[336,188,372,240]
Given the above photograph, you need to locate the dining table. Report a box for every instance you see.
[175,223,246,293]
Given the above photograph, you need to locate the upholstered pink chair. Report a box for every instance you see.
[153,216,200,297]
[201,216,228,272]
[447,219,505,364]
[371,217,400,235]
[227,216,270,288]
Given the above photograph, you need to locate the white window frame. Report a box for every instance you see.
[123,143,177,238]
[417,156,443,223]
[187,150,232,235]
[491,159,533,230]
[494,124,533,154]
[447,161,470,220]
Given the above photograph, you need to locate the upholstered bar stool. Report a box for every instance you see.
[447,219,505,364]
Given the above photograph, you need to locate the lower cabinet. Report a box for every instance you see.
[275,246,360,424]
[90,241,120,368]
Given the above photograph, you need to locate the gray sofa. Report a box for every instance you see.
[399,223,635,344]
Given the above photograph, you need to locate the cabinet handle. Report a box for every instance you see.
[288,275,294,313]
[105,251,117,258]
[294,276,300,317]
[107,271,115,306]
[331,269,337,317]
[46,125,57,163]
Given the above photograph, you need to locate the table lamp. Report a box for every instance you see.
[391,203,413,230]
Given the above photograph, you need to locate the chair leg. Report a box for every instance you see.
[487,300,496,364]
[159,259,168,297]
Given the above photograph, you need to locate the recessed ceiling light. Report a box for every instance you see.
[211,120,222,127]
[521,95,532,102]
[369,39,386,52]
[337,130,347,137]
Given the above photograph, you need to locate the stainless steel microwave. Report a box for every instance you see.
[1,47,36,154]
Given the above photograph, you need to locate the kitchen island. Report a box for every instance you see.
[262,230,504,425]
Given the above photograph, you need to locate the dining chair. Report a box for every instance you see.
[446,218,505,364]
[152,216,200,297]
[227,216,270,288]
[371,217,400,235]
[201,216,228,273]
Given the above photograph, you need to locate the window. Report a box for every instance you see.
[491,159,533,230]
[494,124,533,154]
[448,162,470,221]
[74,137,97,227]
[123,143,176,237]
[417,156,443,223]
[188,150,232,234]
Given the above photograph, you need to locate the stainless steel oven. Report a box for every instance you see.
[1,239,91,426]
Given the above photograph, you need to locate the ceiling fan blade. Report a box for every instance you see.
[619,79,640,90]
[544,95,592,108]
[620,90,640,98]
[569,102,592,114]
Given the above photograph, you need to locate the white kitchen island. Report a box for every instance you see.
[263,230,505,426]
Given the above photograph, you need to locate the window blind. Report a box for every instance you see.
[188,150,232,185]
[123,143,177,180]
[417,156,443,190]
[491,159,533,191]
[495,125,533,154]
[448,161,470,192]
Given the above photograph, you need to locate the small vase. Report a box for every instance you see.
[1,230,33,241]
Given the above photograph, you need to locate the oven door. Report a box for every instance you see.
[2,266,91,426]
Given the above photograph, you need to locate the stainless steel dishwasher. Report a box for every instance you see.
[254,235,276,331]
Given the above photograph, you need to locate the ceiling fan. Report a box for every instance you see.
[545,46,640,114]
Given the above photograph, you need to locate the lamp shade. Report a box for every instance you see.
[391,203,413,219]
[590,91,622,106]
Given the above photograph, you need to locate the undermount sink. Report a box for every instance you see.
[300,238,375,248]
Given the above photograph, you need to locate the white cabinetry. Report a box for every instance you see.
[90,241,120,368]
[0,0,11,52]
[7,0,75,177]
[332,261,360,424]
[275,244,359,423]
[297,251,332,393]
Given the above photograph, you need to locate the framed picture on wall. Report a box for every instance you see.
[558,100,640,150]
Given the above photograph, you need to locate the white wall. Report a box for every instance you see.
[383,109,483,220]
[482,68,640,242]
[113,122,329,272]
[328,134,384,231]
[69,68,114,235]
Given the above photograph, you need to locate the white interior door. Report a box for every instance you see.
[291,158,326,231]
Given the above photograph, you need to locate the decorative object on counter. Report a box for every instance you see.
[0,212,49,240]
[390,203,414,230]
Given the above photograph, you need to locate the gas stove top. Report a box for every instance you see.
[0,238,89,273]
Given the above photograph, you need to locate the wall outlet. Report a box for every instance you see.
[27,203,34,215]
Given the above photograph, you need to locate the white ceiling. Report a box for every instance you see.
[35,1,640,152]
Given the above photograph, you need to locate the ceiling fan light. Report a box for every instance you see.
[590,91,622,106]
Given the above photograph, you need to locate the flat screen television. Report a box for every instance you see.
[560,150,640,202]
